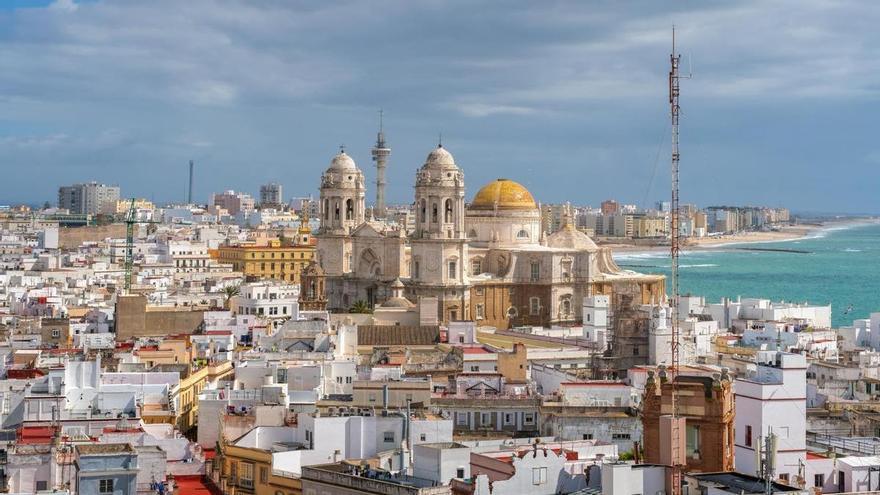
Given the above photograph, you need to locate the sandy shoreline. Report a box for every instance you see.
[607,219,876,255]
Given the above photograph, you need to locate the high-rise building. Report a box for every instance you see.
[210,190,255,216]
[58,182,121,215]
[259,182,283,207]
[600,199,620,215]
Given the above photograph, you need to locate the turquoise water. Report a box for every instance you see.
[614,222,880,328]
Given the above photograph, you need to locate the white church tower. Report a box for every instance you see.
[410,144,469,321]
[317,149,365,277]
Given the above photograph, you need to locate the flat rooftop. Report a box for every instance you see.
[76,443,135,455]
[691,472,801,493]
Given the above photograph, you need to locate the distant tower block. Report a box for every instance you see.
[371,109,391,218]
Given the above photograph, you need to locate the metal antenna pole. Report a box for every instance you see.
[669,26,688,495]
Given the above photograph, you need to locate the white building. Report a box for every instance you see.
[734,351,807,486]
[232,281,300,327]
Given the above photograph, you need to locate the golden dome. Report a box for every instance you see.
[470,179,537,210]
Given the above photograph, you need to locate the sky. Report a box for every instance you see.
[1,0,879,214]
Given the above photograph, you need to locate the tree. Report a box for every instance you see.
[223,284,241,309]
[350,300,372,314]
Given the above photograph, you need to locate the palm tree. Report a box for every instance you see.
[223,284,241,309]
[350,300,372,314]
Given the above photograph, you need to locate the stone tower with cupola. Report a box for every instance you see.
[316,149,365,278]
[409,144,470,322]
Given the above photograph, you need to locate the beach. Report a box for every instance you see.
[605,221,868,253]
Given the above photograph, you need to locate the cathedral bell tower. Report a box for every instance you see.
[410,143,469,322]
[319,148,365,235]
[316,148,365,278]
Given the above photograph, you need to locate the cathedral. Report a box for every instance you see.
[313,142,665,328]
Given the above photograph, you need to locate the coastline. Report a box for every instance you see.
[608,219,877,257]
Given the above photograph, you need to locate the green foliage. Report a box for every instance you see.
[350,300,372,314]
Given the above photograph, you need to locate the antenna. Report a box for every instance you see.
[668,25,691,495]
[371,109,391,218]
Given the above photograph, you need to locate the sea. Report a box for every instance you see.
[613,221,880,328]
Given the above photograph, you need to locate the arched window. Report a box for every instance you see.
[468,229,477,239]
[420,199,427,223]
[432,203,438,223]
[562,298,572,315]
[334,201,340,220]
[516,229,530,239]
[323,199,329,220]
[507,306,518,318]
[345,199,354,220]
[444,199,453,223]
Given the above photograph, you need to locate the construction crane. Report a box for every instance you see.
[123,199,158,294]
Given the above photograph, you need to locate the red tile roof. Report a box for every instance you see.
[173,475,221,495]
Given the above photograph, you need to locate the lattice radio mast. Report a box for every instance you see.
[669,25,689,495]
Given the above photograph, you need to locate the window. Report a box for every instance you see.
[517,229,529,239]
[334,201,340,220]
[445,199,453,223]
[323,199,329,220]
[260,466,269,484]
[448,261,457,279]
[523,413,535,425]
[456,412,468,425]
[51,329,60,338]
[475,304,484,320]
[98,480,113,493]
[383,431,395,443]
[779,474,790,483]
[532,467,548,485]
[561,298,571,315]
[530,261,540,281]
[686,425,701,459]
[481,412,492,426]
[413,261,420,279]
[815,474,825,487]
[369,393,376,402]
[420,433,427,441]
[432,203,438,223]
[583,433,594,440]
[632,346,639,356]
[745,425,753,447]
[345,199,353,220]
[504,413,513,425]
[529,297,540,316]
[612,433,631,440]
[36,481,48,491]
[240,462,255,487]
[456,468,466,479]
[507,306,518,318]
[471,259,482,275]
[419,200,426,223]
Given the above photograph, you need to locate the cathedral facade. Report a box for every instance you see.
[315,145,665,327]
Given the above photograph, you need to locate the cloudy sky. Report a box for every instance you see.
[1,0,879,214]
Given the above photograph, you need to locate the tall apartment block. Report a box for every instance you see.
[58,182,121,215]
[259,183,284,207]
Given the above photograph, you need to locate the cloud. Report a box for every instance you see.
[1,0,879,213]
[48,0,78,12]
